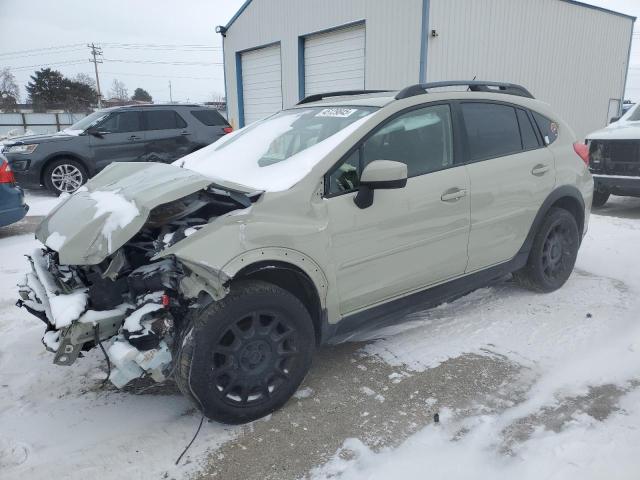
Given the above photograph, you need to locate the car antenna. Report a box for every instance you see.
[467,75,477,91]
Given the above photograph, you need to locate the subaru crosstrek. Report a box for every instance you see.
[17,81,593,424]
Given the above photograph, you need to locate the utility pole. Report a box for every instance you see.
[168,81,173,103]
[88,43,103,108]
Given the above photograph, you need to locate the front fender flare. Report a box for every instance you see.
[222,247,329,308]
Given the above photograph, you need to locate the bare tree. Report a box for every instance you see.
[210,91,226,103]
[109,79,129,101]
[0,68,20,111]
[74,73,96,89]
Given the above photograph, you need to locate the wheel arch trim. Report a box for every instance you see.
[222,247,329,308]
[519,185,586,256]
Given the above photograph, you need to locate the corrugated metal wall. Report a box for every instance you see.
[223,0,423,128]
[426,0,633,139]
[223,0,633,138]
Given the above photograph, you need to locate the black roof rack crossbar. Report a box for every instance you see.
[297,90,392,105]
[395,81,534,100]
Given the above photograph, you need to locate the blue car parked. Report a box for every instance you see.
[0,153,28,227]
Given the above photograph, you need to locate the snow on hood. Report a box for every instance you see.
[178,113,371,192]
[587,121,640,141]
[55,128,83,136]
[35,162,212,265]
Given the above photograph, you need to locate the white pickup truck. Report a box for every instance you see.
[586,103,640,207]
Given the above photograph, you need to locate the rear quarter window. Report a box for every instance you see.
[532,112,559,145]
[191,109,229,126]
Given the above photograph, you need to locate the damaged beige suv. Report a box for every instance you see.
[17,81,593,424]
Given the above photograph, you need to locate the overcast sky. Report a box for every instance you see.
[0,0,638,104]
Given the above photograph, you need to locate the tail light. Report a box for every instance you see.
[573,142,589,166]
[223,126,233,135]
[0,160,16,184]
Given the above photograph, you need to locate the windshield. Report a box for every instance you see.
[178,106,377,191]
[67,110,112,132]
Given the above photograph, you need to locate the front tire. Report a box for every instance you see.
[514,207,580,293]
[174,280,315,424]
[592,190,610,208]
[43,158,88,194]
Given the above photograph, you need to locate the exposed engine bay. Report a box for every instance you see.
[17,185,260,388]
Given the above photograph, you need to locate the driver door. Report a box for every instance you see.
[89,110,147,171]
[325,104,471,316]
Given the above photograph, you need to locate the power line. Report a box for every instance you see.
[10,59,87,71]
[0,43,86,57]
[103,58,221,66]
[101,70,221,81]
[0,48,87,61]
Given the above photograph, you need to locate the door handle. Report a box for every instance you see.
[180,131,191,136]
[531,164,550,176]
[128,135,141,141]
[441,187,467,202]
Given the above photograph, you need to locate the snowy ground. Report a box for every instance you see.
[0,194,639,479]
[22,190,65,217]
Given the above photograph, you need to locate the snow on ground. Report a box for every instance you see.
[311,198,640,479]
[23,190,65,216]
[0,235,238,479]
[1,196,639,479]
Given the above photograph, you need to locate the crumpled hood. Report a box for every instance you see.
[587,122,640,141]
[36,162,213,265]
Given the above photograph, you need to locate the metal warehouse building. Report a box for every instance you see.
[218,0,634,138]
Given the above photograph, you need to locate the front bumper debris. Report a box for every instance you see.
[17,248,175,386]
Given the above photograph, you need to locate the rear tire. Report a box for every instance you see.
[174,279,315,424]
[513,207,580,293]
[592,190,610,208]
[43,158,88,194]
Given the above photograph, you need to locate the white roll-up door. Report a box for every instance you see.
[241,44,282,125]
[304,24,365,97]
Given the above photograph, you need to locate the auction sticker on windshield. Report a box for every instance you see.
[315,107,357,118]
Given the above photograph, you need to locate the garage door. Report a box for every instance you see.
[304,24,365,97]
[241,44,282,125]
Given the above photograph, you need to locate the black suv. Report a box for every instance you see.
[3,104,232,194]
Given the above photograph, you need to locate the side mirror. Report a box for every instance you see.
[354,160,408,209]
[86,126,108,137]
[609,116,621,124]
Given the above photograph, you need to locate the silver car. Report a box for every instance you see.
[17,81,593,424]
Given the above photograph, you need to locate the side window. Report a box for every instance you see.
[532,111,559,145]
[362,104,453,177]
[328,149,360,194]
[461,103,522,161]
[517,109,540,150]
[191,109,228,126]
[327,104,454,195]
[98,111,141,133]
[144,110,187,130]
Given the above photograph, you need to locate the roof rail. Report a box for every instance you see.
[395,81,534,100]
[297,90,391,105]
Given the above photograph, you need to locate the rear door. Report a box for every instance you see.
[141,109,196,163]
[460,102,555,272]
[90,110,146,170]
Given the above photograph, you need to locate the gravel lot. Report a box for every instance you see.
[1,192,639,479]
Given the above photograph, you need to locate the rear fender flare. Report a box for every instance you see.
[519,185,585,256]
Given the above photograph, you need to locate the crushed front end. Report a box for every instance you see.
[18,248,180,387]
[17,170,260,388]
